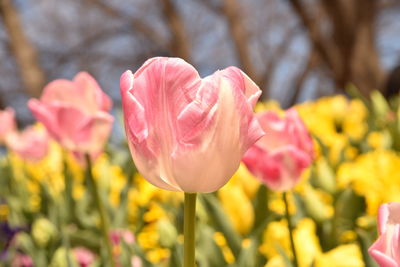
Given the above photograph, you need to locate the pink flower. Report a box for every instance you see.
[120,57,264,193]
[73,247,96,267]
[12,253,33,267]
[242,108,313,191]
[0,108,16,144]
[369,202,400,267]
[109,229,135,246]
[28,72,113,160]
[131,256,142,267]
[6,126,49,162]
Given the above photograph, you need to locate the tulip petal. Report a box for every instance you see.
[6,126,49,162]
[53,105,112,155]
[74,72,112,111]
[285,108,314,156]
[379,203,390,235]
[220,66,261,107]
[41,72,111,114]
[28,99,61,142]
[171,77,262,192]
[219,68,265,152]
[41,80,77,104]
[176,75,219,146]
[256,111,287,150]
[78,112,114,154]
[0,107,16,143]
[369,236,400,267]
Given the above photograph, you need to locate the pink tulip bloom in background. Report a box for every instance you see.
[11,253,33,267]
[369,202,400,267]
[0,107,16,144]
[242,108,314,191]
[120,57,264,193]
[73,247,96,267]
[6,126,49,162]
[28,72,114,160]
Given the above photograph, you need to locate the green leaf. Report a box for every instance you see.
[234,238,258,267]
[196,224,227,267]
[356,229,378,267]
[199,194,242,257]
[252,186,269,231]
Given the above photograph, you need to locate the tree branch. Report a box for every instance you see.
[222,0,258,81]
[160,0,192,62]
[84,0,167,48]
[286,49,318,107]
[0,0,46,97]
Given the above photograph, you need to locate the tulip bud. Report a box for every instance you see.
[302,184,331,222]
[32,218,57,247]
[315,158,336,194]
[157,219,178,248]
[50,247,77,267]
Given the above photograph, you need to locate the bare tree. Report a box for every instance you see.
[0,0,46,97]
[161,0,192,62]
[287,0,385,96]
[222,0,257,81]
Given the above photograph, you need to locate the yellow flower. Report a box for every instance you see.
[231,164,261,199]
[337,149,400,215]
[261,218,321,267]
[143,203,166,223]
[255,100,282,113]
[0,204,9,220]
[218,168,255,235]
[146,248,170,264]
[296,96,368,164]
[268,192,296,215]
[367,131,391,150]
[137,225,159,250]
[213,232,235,264]
[315,244,364,267]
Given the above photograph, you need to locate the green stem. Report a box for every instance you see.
[184,193,197,267]
[85,154,115,267]
[283,192,299,267]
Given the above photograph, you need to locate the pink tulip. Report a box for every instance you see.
[369,202,400,267]
[242,108,313,191]
[0,107,16,144]
[28,72,113,159]
[73,247,96,267]
[120,57,264,193]
[6,126,49,162]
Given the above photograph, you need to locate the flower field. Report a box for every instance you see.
[1,81,397,266]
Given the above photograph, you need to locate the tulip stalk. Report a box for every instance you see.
[85,155,115,267]
[283,192,299,267]
[184,193,197,267]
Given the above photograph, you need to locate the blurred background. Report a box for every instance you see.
[1,0,400,123]
[3,1,400,266]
